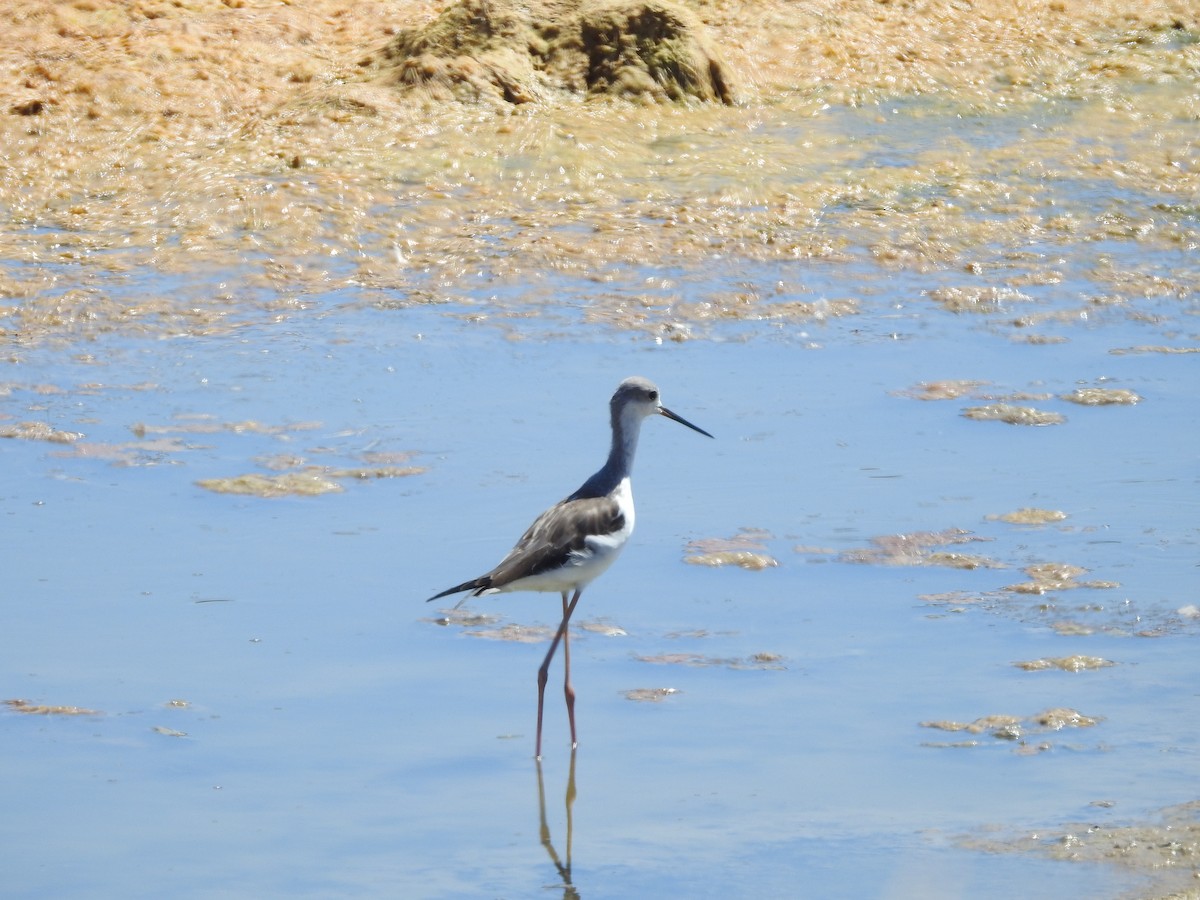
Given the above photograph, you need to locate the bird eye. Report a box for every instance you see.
[648,390,658,400]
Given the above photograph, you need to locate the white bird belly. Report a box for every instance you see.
[502,478,635,595]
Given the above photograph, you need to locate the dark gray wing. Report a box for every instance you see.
[485,495,625,588]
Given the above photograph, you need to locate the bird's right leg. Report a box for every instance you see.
[562,590,580,749]
[536,589,581,759]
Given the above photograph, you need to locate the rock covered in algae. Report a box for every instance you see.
[379,0,736,105]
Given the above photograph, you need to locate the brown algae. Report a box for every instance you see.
[0,421,84,443]
[961,404,1066,426]
[196,464,424,497]
[462,623,558,643]
[684,528,779,570]
[623,687,681,702]
[4,698,99,716]
[196,472,345,497]
[1004,562,1119,595]
[1,1,1199,348]
[635,651,785,670]
[898,380,990,401]
[921,707,1101,745]
[926,286,1033,314]
[988,508,1069,525]
[1014,656,1116,673]
[1061,387,1142,406]
[958,800,1200,895]
[838,529,999,568]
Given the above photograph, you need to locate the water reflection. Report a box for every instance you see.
[536,750,580,899]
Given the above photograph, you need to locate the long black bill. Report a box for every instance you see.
[659,406,714,439]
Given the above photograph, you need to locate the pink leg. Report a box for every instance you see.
[562,592,577,749]
[535,589,582,759]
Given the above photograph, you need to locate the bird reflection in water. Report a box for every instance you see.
[536,749,580,899]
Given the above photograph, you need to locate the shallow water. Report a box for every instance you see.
[3,91,1200,898]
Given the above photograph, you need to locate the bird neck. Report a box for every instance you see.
[568,405,644,501]
[604,404,642,481]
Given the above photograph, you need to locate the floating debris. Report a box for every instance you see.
[430,607,619,641]
[464,623,557,643]
[0,421,84,443]
[988,508,1068,525]
[1050,620,1096,636]
[427,609,503,628]
[196,472,344,497]
[747,651,785,667]
[360,450,421,465]
[925,551,1004,570]
[918,591,982,608]
[152,725,188,738]
[1061,387,1141,406]
[959,799,1200,872]
[686,549,779,569]
[1034,707,1101,729]
[839,528,999,568]
[921,714,1023,736]
[1109,345,1200,355]
[196,462,424,497]
[926,285,1032,313]
[663,628,737,640]
[323,466,427,480]
[921,707,1101,747]
[897,380,990,401]
[1023,562,1086,585]
[637,652,714,667]
[4,698,99,716]
[133,418,322,438]
[55,437,190,465]
[1011,333,1068,346]
[685,528,779,570]
[635,651,785,670]
[256,453,308,471]
[1012,741,1054,756]
[961,403,1066,426]
[792,544,837,555]
[577,620,627,637]
[1014,655,1116,672]
[1026,800,1200,870]
[623,687,680,703]
[1004,562,1118,594]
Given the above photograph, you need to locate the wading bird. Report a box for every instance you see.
[427,376,713,758]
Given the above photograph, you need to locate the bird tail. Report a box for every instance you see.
[426,576,492,603]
